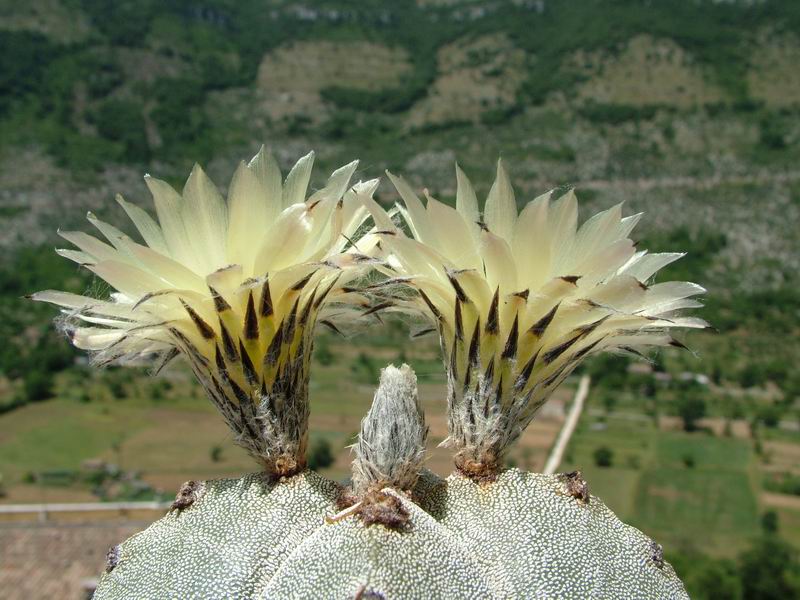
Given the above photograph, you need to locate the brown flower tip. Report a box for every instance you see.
[453,451,501,484]
[329,486,411,532]
[559,470,590,504]
[264,453,305,481]
[356,488,411,531]
[171,480,205,511]
[354,585,387,599]
[105,545,121,573]
[650,540,665,569]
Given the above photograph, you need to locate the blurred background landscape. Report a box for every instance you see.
[0,0,799,598]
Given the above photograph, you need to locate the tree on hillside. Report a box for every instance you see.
[687,558,742,600]
[676,393,706,432]
[739,536,800,599]
[593,446,613,468]
[307,438,334,471]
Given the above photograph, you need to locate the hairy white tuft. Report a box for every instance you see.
[352,364,428,493]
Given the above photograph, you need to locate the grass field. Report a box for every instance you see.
[560,411,800,558]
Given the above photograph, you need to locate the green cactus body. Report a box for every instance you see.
[96,472,340,599]
[435,470,686,599]
[95,469,687,600]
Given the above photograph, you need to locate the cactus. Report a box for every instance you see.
[94,366,687,599]
[35,152,704,599]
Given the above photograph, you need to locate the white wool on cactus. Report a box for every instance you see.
[361,159,708,474]
[352,364,429,494]
[32,147,379,474]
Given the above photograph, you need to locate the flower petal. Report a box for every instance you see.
[116,194,168,255]
[455,163,480,240]
[386,170,434,244]
[483,158,516,241]
[182,164,229,271]
[145,175,197,270]
[282,150,315,208]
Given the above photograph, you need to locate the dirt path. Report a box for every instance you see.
[543,375,591,475]
[762,492,800,511]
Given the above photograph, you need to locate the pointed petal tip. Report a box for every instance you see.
[293,149,315,166]
[248,144,270,167]
[352,178,381,196]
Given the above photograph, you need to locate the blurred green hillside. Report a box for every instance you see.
[3,0,797,448]
[0,1,799,597]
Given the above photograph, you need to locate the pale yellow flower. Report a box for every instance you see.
[363,160,707,474]
[33,147,377,474]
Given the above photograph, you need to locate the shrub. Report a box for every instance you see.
[285,114,312,136]
[739,536,800,599]
[600,392,617,414]
[676,394,706,432]
[315,341,335,366]
[578,102,659,125]
[626,455,641,470]
[763,473,800,496]
[150,77,214,161]
[351,352,379,384]
[593,446,614,468]
[756,405,781,429]
[106,374,127,399]
[23,370,54,402]
[91,99,150,163]
[760,510,778,534]
[0,31,55,116]
[759,114,787,150]
[670,550,743,600]
[307,437,334,471]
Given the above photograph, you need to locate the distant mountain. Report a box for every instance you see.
[0,0,798,300]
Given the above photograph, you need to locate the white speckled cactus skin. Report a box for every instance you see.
[95,468,687,599]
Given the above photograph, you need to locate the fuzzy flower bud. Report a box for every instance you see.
[352,364,428,493]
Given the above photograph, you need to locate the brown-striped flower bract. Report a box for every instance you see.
[363,160,708,476]
[32,147,377,475]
